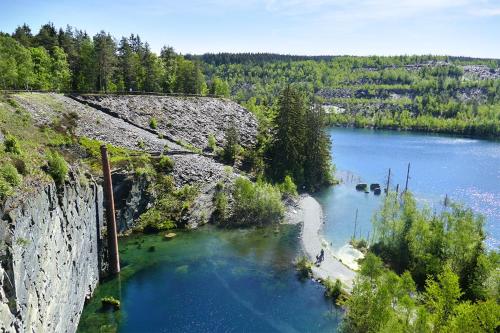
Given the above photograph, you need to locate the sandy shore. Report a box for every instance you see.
[294,195,357,291]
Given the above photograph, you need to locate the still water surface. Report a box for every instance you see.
[78,226,341,332]
[317,127,500,250]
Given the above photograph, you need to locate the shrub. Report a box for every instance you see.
[0,179,13,200]
[4,135,21,154]
[158,156,174,173]
[150,117,158,129]
[135,183,197,233]
[213,191,228,221]
[296,256,313,278]
[207,133,216,152]
[230,177,284,226]
[101,296,120,311]
[222,125,239,164]
[136,209,176,233]
[0,163,22,186]
[324,278,343,302]
[46,150,68,185]
[279,175,298,197]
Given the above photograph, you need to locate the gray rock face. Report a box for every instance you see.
[112,172,152,232]
[0,172,104,333]
[72,94,258,150]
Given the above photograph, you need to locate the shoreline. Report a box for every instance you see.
[291,195,357,291]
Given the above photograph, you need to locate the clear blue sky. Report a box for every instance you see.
[1,0,499,58]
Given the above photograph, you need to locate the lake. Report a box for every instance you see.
[77,226,342,332]
[78,127,499,332]
[316,127,500,250]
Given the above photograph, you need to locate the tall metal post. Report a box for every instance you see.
[101,145,120,274]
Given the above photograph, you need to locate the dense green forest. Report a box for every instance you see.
[196,53,500,138]
[342,192,499,332]
[1,22,499,137]
[0,23,208,94]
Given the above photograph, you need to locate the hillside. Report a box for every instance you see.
[201,54,500,138]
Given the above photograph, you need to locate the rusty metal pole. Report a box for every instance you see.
[101,145,120,275]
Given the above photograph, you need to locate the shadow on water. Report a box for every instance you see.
[77,225,342,333]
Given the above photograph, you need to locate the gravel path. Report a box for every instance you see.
[299,195,356,290]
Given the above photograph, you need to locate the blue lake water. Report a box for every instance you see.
[316,127,500,250]
[78,226,341,332]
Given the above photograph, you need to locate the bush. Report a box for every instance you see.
[0,178,13,200]
[0,163,22,186]
[207,134,216,152]
[135,183,198,233]
[213,191,228,221]
[222,125,239,164]
[324,278,343,302]
[46,150,68,185]
[279,175,298,197]
[150,117,158,129]
[136,209,176,233]
[158,156,174,173]
[230,177,284,226]
[296,256,313,278]
[4,135,21,154]
[101,296,120,311]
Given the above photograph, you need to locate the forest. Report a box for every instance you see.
[1,22,499,137]
[341,192,499,332]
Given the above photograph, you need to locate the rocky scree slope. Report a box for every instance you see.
[14,93,259,229]
[71,94,258,151]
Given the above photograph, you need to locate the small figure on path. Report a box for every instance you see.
[315,249,325,266]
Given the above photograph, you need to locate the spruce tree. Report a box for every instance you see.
[269,85,306,186]
[303,103,332,191]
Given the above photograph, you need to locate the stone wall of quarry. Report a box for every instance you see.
[0,172,105,333]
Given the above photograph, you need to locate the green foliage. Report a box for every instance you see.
[295,256,313,278]
[210,76,230,97]
[323,278,343,303]
[228,177,284,227]
[4,134,21,154]
[268,87,333,191]
[342,194,500,333]
[222,124,239,164]
[0,163,22,186]
[371,192,493,301]
[207,133,216,152]
[157,155,174,173]
[0,178,13,200]
[213,187,229,222]
[101,296,120,311]
[278,175,298,197]
[149,117,158,129]
[45,150,68,185]
[135,176,198,233]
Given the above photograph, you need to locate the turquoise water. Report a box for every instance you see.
[316,128,500,249]
[78,226,342,332]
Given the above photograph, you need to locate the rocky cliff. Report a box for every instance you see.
[0,172,104,333]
